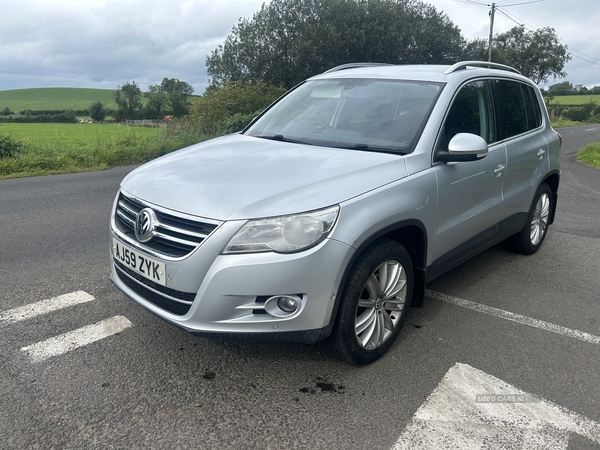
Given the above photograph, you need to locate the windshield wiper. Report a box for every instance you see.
[350,143,406,154]
[256,134,313,145]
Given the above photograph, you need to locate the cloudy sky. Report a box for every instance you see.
[0,0,598,93]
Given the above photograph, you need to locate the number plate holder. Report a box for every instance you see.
[113,239,167,287]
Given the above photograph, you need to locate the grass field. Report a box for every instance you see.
[0,88,119,111]
[0,87,198,113]
[547,95,598,105]
[0,123,156,146]
[0,122,208,179]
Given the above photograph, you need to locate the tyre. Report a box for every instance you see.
[506,183,553,255]
[327,239,413,365]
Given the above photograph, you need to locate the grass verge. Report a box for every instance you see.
[550,119,588,128]
[0,122,208,179]
[577,141,600,169]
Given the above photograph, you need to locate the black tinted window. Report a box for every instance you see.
[443,80,495,145]
[523,85,542,130]
[494,80,527,139]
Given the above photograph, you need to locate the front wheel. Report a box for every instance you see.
[327,239,413,365]
[506,183,553,255]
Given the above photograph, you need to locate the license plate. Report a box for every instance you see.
[113,239,167,286]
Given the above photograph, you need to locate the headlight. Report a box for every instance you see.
[222,205,339,254]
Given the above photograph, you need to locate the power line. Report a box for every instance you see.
[451,0,600,73]
[450,0,488,9]
[569,48,600,65]
[501,0,545,7]
[567,52,600,68]
[493,9,600,68]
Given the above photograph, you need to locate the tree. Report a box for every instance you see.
[206,0,464,89]
[161,78,194,117]
[494,26,570,85]
[0,107,13,116]
[547,81,574,96]
[115,81,143,121]
[143,85,169,119]
[90,101,106,122]
[188,81,286,135]
[144,78,194,118]
[463,26,570,85]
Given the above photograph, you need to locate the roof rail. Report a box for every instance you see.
[324,62,393,74]
[444,61,521,75]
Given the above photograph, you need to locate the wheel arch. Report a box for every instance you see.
[541,171,560,225]
[328,219,428,327]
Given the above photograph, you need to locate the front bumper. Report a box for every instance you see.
[110,224,352,343]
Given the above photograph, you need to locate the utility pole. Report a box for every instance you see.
[488,3,496,62]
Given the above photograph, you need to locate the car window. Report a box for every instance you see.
[523,85,542,130]
[245,79,442,153]
[493,79,529,139]
[442,80,495,146]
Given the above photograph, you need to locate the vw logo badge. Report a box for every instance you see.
[134,208,157,243]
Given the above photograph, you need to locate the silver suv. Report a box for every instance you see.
[110,61,561,365]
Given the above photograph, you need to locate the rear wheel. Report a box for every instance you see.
[328,239,413,365]
[506,183,553,255]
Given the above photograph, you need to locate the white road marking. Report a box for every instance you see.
[393,363,600,449]
[584,128,597,131]
[20,316,132,363]
[426,290,600,346]
[0,291,95,325]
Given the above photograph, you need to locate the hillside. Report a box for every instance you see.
[0,87,118,111]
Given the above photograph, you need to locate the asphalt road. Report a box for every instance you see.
[1,126,599,449]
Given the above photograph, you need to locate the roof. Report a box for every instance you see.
[311,61,527,84]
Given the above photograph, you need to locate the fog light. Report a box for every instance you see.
[277,296,298,313]
[264,294,303,317]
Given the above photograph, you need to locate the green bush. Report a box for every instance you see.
[0,135,25,158]
[90,101,106,122]
[188,81,286,135]
[221,112,261,134]
[563,102,596,122]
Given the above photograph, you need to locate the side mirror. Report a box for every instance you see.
[437,133,489,163]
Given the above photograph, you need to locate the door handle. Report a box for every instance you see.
[537,149,546,160]
[494,164,505,177]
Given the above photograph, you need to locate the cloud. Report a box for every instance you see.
[0,0,266,91]
[427,0,600,87]
[0,0,598,92]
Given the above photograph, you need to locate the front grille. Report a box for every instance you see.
[114,262,194,316]
[114,192,221,258]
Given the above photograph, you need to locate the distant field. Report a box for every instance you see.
[0,123,157,146]
[0,87,118,111]
[0,87,200,114]
[549,95,598,105]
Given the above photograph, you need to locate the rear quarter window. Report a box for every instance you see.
[493,79,542,139]
[523,85,543,130]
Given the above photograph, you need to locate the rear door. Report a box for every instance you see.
[493,80,549,222]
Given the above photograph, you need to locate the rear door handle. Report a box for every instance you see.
[537,149,546,160]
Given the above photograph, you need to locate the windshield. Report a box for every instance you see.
[245,78,442,153]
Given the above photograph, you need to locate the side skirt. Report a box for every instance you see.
[425,212,528,284]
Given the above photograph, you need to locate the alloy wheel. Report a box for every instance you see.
[530,192,550,246]
[354,260,407,350]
